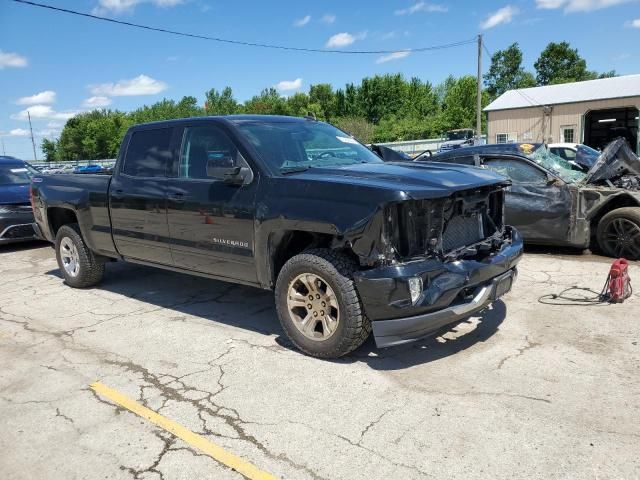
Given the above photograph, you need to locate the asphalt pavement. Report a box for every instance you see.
[1,243,638,480]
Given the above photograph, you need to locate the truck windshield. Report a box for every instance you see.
[527,145,587,183]
[445,130,473,141]
[0,164,36,186]
[236,121,383,173]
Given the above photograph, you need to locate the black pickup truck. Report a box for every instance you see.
[31,115,523,358]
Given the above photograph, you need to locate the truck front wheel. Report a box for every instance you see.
[596,207,640,260]
[275,249,371,358]
[55,224,105,288]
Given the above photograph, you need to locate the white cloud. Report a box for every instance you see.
[11,105,80,121]
[293,15,311,27]
[275,78,303,92]
[83,96,113,107]
[9,128,30,137]
[38,128,61,138]
[16,90,56,105]
[321,14,336,24]
[325,32,367,48]
[481,5,519,29]
[376,51,411,64]
[395,2,448,15]
[89,74,168,96]
[0,50,28,69]
[536,0,634,11]
[631,18,640,27]
[93,0,183,14]
[47,121,64,129]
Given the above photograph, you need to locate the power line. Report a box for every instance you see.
[12,0,477,55]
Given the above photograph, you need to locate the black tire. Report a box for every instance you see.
[596,207,640,260]
[55,223,105,288]
[275,248,371,358]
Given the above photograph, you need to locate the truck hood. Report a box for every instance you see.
[286,161,507,199]
[583,138,640,184]
[0,183,30,205]
[441,139,468,147]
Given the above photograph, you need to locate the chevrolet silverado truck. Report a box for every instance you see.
[31,115,523,358]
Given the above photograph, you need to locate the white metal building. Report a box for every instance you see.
[484,74,640,153]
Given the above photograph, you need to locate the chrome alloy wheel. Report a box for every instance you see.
[603,218,640,258]
[60,237,80,277]
[286,273,340,341]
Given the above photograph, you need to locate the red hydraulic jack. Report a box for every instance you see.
[605,258,632,303]
[538,258,632,305]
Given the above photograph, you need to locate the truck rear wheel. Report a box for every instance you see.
[55,224,105,288]
[596,207,640,260]
[275,249,371,358]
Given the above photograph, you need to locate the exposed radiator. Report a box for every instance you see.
[442,213,484,251]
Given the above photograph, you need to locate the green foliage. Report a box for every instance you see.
[56,110,131,160]
[40,138,58,162]
[244,88,288,115]
[205,87,239,115]
[484,43,536,99]
[333,117,375,144]
[534,41,591,86]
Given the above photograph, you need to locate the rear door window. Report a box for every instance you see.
[123,128,173,177]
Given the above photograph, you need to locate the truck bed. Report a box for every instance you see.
[31,173,117,257]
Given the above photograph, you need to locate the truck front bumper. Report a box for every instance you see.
[353,227,523,348]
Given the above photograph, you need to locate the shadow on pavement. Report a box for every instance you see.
[0,240,49,254]
[46,260,506,369]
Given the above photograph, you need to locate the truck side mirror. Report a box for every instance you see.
[206,162,253,185]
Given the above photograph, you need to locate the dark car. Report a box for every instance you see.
[0,156,38,244]
[31,116,523,358]
[419,140,640,259]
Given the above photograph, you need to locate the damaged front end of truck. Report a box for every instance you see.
[350,183,522,348]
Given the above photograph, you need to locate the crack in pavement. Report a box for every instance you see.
[100,356,328,480]
[496,335,541,370]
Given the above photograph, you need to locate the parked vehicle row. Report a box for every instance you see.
[30,115,523,358]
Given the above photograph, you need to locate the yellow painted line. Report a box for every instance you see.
[90,382,278,480]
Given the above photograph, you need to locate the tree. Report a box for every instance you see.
[41,138,58,162]
[286,92,311,117]
[441,75,489,133]
[534,42,591,86]
[308,84,336,121]
[205,87,239,115]
[484,43,536,98]
[334,117,375,144]
[244,88,288,115]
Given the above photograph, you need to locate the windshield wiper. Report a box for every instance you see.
[280,166,311,175]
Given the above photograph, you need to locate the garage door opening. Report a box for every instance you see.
[584,107,639,154]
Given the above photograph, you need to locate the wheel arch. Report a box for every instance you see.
[47,207,79,237]
[589,194,640,237]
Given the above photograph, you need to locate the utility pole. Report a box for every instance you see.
[28,111,38,161]
[1,139,5,156]
[476,34,483,145]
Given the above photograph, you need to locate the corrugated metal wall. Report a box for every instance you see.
[487,96,640,148]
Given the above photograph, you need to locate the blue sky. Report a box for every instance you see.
[1,0,639,160]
